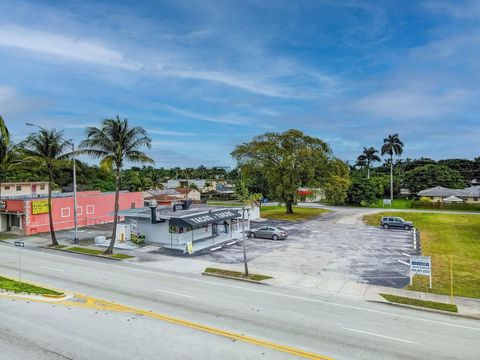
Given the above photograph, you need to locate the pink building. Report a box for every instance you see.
[0,191,143,235]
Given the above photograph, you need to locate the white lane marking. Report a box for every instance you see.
[155,289,194,299]
[2,245,479,332]
[39,266,64,272]
[402,253,411,257]
[342,327,417,344]
[397,260,410,266]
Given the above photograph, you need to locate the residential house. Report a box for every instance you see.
[0,182,50,198]
[417,186,480,203]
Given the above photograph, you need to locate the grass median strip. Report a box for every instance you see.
[380,293,458,313]
[66,247,134,259]
[0,276,63,296]
[205,267,272,281]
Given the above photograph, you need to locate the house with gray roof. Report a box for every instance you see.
[417,186,480,203]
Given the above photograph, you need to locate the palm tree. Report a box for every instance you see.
[381,134,404,201]
[22,129,71,246]
[80,116,153,255]
[0,115,11,198]
[357,146,381,179]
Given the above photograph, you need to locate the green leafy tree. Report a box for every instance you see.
[381,134,404,201]
[404,164,467,193]
[356,147,381,179]
[80,116,153,254]
[323,158,350,204]
[22,129,71,245]
[232,129,347,214]
[346,177,383,206]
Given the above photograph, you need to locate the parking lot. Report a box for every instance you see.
[198,210,419,288]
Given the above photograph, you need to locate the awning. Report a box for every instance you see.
[170,209,242,227]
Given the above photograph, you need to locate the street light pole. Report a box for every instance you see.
[26,123,79,244]
[241,206,249,276]
[71,141,79,244]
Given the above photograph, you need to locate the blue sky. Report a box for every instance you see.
[0,0,479,167]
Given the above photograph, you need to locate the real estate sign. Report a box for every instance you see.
[31,200,49,214]
[410,255,432,288]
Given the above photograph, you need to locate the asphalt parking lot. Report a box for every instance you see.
[199,211,419,288]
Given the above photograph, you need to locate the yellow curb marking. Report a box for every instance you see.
[1,292,334,360]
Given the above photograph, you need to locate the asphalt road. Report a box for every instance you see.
[0,244,479,360]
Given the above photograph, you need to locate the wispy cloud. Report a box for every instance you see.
[422,0,480,19]
[0,26,136,69]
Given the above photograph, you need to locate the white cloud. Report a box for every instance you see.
[355,88,472,120]
[0,26,137,69]
[0,24,340,99]
[148,129,197,136]
[157,103,251,125]
[423,0,480,19]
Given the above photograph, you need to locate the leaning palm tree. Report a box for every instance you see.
[22,129,71,246]
[381,134,404,201]
[80,116,153,255]
[357,146,381,179]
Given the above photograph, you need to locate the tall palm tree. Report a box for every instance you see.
[80,116,153,255]
[357,146,381,179]
[22,129,71,246]
[381,134,404,201]
[0,115,11,198]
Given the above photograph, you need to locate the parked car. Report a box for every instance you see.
[380,216,413,230]
[247,226,288,240]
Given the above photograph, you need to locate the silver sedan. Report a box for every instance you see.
[247,226,288,240]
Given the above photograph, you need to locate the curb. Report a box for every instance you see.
[0,289,65,299]
[370,300,480,321]
[42,246,127,261]
[202,272,269,285]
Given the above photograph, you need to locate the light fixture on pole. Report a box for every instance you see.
[25,123,79,244]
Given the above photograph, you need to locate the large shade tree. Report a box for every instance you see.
[356,146,381,179]
[232,129,349,213]
[80,116,153,254]
[381,134,404,201]
[22,129,71,245]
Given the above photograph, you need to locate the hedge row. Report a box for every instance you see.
[411,201,480,211]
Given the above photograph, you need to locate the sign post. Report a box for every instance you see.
[410,255,432,289]
[14,241,24,282]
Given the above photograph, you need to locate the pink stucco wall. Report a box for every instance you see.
[24,191,143,235]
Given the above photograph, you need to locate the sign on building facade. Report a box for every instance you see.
[31,200,49,214]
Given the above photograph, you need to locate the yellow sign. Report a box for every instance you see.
[186,242,194,255]
[32,200,49,214]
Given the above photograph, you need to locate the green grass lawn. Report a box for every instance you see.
[380,293,458,313]
[368,199,413,209]
[205,267,272,281]
[0,276,63,295]
[67,246,134,259]
[364,212,480,299]
[260,205,329,221]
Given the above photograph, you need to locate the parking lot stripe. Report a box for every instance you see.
[397,260,410,266]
